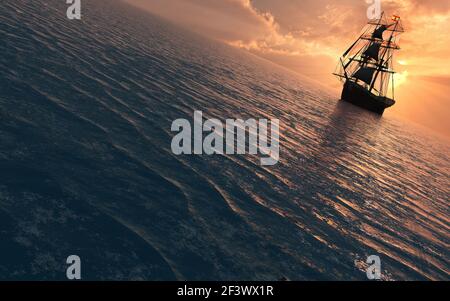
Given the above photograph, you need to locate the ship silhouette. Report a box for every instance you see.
[334,13,404,115]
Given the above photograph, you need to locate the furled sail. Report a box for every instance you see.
[334,12,404,106]
[353,67,376,85]
[363,42,381,61]
[372,25,387,39]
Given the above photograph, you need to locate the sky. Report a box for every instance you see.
[125,0,450,138]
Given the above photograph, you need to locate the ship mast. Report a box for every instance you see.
[334,13,404,99]
[369,16,400,95]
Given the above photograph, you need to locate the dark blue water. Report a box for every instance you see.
[0,0,448,280]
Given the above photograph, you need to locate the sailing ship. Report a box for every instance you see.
[334,13,404,115]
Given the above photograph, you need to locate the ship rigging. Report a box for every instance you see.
[333,12,404,114]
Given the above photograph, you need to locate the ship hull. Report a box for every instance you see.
[341,80,395,115]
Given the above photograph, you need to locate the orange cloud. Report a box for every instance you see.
[124,0,450,137]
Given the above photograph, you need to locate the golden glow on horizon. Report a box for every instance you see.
[394,71,409,88]
[126,0,450,137]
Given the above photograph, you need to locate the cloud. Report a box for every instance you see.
[125,0,277,43]
[124,0,450,136]
[125,0,450,79]
[126,0,326,55]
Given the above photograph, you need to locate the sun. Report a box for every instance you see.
[394,71,409,88]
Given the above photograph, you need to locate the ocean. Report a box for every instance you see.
[0,0,448,280]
